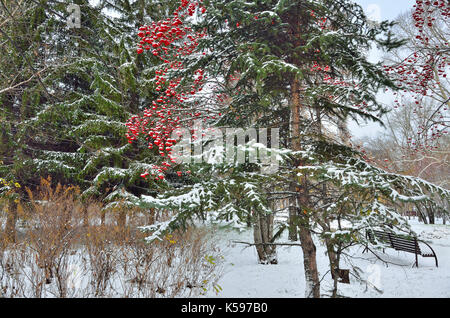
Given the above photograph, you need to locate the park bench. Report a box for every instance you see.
[363,230,438,267]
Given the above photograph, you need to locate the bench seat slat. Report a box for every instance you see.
[391,245,420,252]
[393,247,420,253]
[391,241,419,248]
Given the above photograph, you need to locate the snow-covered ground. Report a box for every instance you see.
[2,212,448,298]
[204,218,450,298]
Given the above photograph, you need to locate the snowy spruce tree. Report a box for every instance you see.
[0,0,186,234]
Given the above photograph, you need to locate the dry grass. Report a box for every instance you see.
[0,178,223,298]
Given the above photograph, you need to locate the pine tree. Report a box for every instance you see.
[187,0,402,298]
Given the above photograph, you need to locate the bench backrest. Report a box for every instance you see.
[368,230,421,254]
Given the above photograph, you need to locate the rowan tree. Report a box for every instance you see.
[383,0,449,153]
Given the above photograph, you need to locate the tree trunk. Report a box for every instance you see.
[291,76,321,298]
[427,211,435,224]
[298,223,320,297]
[253,210,277,264]
[288,183,298,241]
[297,180,321,298]
[416,205,428,224]
[425,204,435,224]
[325,238,341,298]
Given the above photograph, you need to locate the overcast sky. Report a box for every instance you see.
[349,0,415,140]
